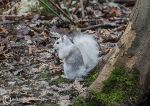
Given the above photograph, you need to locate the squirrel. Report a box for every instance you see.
[53,31,99,80]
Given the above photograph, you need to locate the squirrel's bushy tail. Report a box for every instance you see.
[73,33,99,72]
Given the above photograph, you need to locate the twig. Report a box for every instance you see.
[76,18,103,23]
[26,24,41,33]
[81,23,119,31]
[48,0,75,25]
[84,0,89,9]
[57,0,61,8]
[63,0,71,16]
[68,0,73,9]
[73,4,80,14]
[0,15,32,21]
[80,0,85,18]
[0,21,19,25]
[98,0,136,6]
[114,0,136,5]
[76,18,128,24]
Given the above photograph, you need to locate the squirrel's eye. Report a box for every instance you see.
[56,42,59,44]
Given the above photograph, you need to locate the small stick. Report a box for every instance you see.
[68,0,73,9]
[57,0,61,7]
[80,0,85,18]
[114,0,136,5]
[81,23,119,31]
[0,14,32,21]
[73,4,80,14]
[76,18,103,23]
[0,21,19,25]
[84,0,89,9]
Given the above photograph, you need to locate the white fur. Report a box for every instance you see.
[73,33,99,71]
[54,34,99,80]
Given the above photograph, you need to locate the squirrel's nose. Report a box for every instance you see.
[53,47,58,52]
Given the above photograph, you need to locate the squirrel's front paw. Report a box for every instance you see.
[61,74,68,79]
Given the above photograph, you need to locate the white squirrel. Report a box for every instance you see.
[54,31,99,80]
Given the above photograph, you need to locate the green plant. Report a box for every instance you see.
[50,76,71,85]
[73,67,140,106]
[39,0,60,17]
[38,101,59,106]
[72,96,101,106]
[72,97,87,106]
[82,67,99,86]
[91,67,140,106]
[36,70,50,80]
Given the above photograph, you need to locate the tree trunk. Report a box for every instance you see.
[89,0,150,92]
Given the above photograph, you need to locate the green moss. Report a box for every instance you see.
[72,67,140,106]
[92,90,125,106]
[72,97,87,106]
[82,67,99,86]
[91,67,140,106]
[72,97,101,106]
[36,70,50,80]
[38,101,59,106]
[50,76,71,85]
[49,66,99,86]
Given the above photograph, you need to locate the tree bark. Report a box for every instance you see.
[89,0,150,92]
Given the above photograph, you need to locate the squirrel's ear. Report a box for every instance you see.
[63,35,68,39]
[60,36,63,42]
[62,35,68,41]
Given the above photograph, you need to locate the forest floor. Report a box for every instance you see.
[0,0,134,105]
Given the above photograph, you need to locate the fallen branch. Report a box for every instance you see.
[0,15,33,21]
[67,0,73,9]
[76,18,103,23]
[80,0,85,18]
[81,23,119,31]
[99,0,136,5]
[114,0,136,4]
[0,21,19,25]
[84,0,89,9]
[73,4,80,15]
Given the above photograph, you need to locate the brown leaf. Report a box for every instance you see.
[0,53,5,61]
[110,8,122,17]
[0,45,5,52]
[28,46,32,55]
[38,64,49,72]
[0,27,8,34]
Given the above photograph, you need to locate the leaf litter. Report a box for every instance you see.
[0,0,133,105]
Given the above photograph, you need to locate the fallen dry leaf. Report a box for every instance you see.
[0,53,6,61]
[0,27,9,34]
